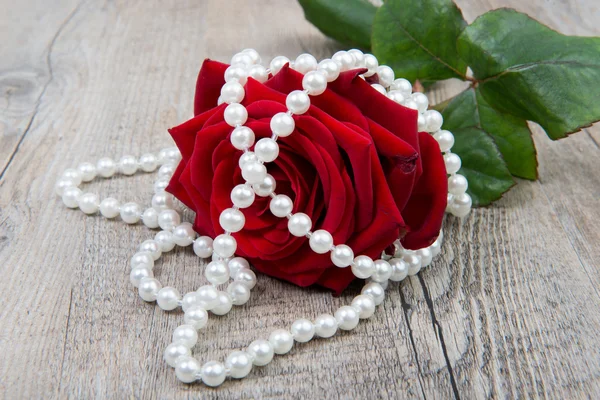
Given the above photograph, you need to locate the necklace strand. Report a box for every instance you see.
[55,48,471,387]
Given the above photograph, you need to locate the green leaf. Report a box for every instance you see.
[371,0,468,83]
[475,89,537,180]
[437,89,516,205]
[457,8,600,139]
[298,0,376,50]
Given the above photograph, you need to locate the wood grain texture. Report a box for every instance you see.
[0,0,599,398]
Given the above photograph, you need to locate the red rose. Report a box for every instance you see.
[167,59,447,294]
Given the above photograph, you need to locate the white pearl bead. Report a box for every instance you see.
[317,58,341,82]
[446,193,455,213]
[231,183,256,207]
[184,306,209,329]
[200,360,226,387]
[404,253,422,276]
[228,257,250,278]
[62,187,82,208]
[293,53,318,74]
[54,178,75,196]
[269,329,294,354]
[164,342,191,368]
[241,161,267,184]
[252,174,276,197]
[230,126,255,150]
[314,314,338,338]
[152,192,174,210]
[389,258,409,281]
[227,281,251,305]
[309,229,333,254]
[444,153,462,174]
[162,147,181,164]
[451,193,472,218]
[291,318,315,343]
[286,90,310,114]
[417,248,433,267]
[391,78,412,95]
[448,174,468,195]
[371,259,392,282]
[120,202,141,224]
[270,112,295,137]
[176,356,201,384]
[158,163,176,179]
[172,223,196,246]
[131,251,154,269]
[302,70,327,96]
[247,339,274,366]
[330,244,354,268]
[140,239,162,260]
[287,213,312,236]
[196,285,219,310]
[387,90,405,104]
[351,294,376,319]
[226,351,253,379]
[363,54,378,77]
[193,236,213,258]
[235,268,257,289]
[351,255,375,279]
[254,138,279,163]
[158,209,181,231]
[242,48,261,64]
[424,110,444,132]
[77,163,97,182]
[224,103,248,126]
[231,52,253,66]
[361,282,385,305]
[248,64,268,83]
[181,292,200,312]
[412,92,429,114]
[205,260,230,285]
[213,234,237,258]
[142,208,159,228]
[418,114,427,131]
[371,83,386,95]
[225,64,248,85]
[96,158,116,178]
[78,193,99,214]
[153,179,169,194]
[376,65,395,87]
[332,51,355,71]
[219,208,245,233]
[270,55,290,75]
[430,239,441,258]
[119,155,138,175]
[157,287,181,310]
[270,194,293,218]
[173,324,198,348]
[347,49,365,67]
[138,277,161,302]
[335,306,360,330]
[434,130,455,152]
[154,230,175,252]
[130,267,153,288]
[62,168,82,185]
[139,153,158,172]
[403,99,419,110]
[211,291,233,315]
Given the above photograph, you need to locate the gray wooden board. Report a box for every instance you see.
[0,0,599,398]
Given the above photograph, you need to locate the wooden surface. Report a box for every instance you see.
[1,0,599,398]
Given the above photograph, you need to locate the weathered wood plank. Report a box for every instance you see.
[0,0,599,398]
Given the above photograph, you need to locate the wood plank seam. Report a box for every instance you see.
[0,0,84,181]
[399,288,429,400]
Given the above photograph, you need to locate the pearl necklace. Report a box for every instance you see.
[55,48,471,388]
